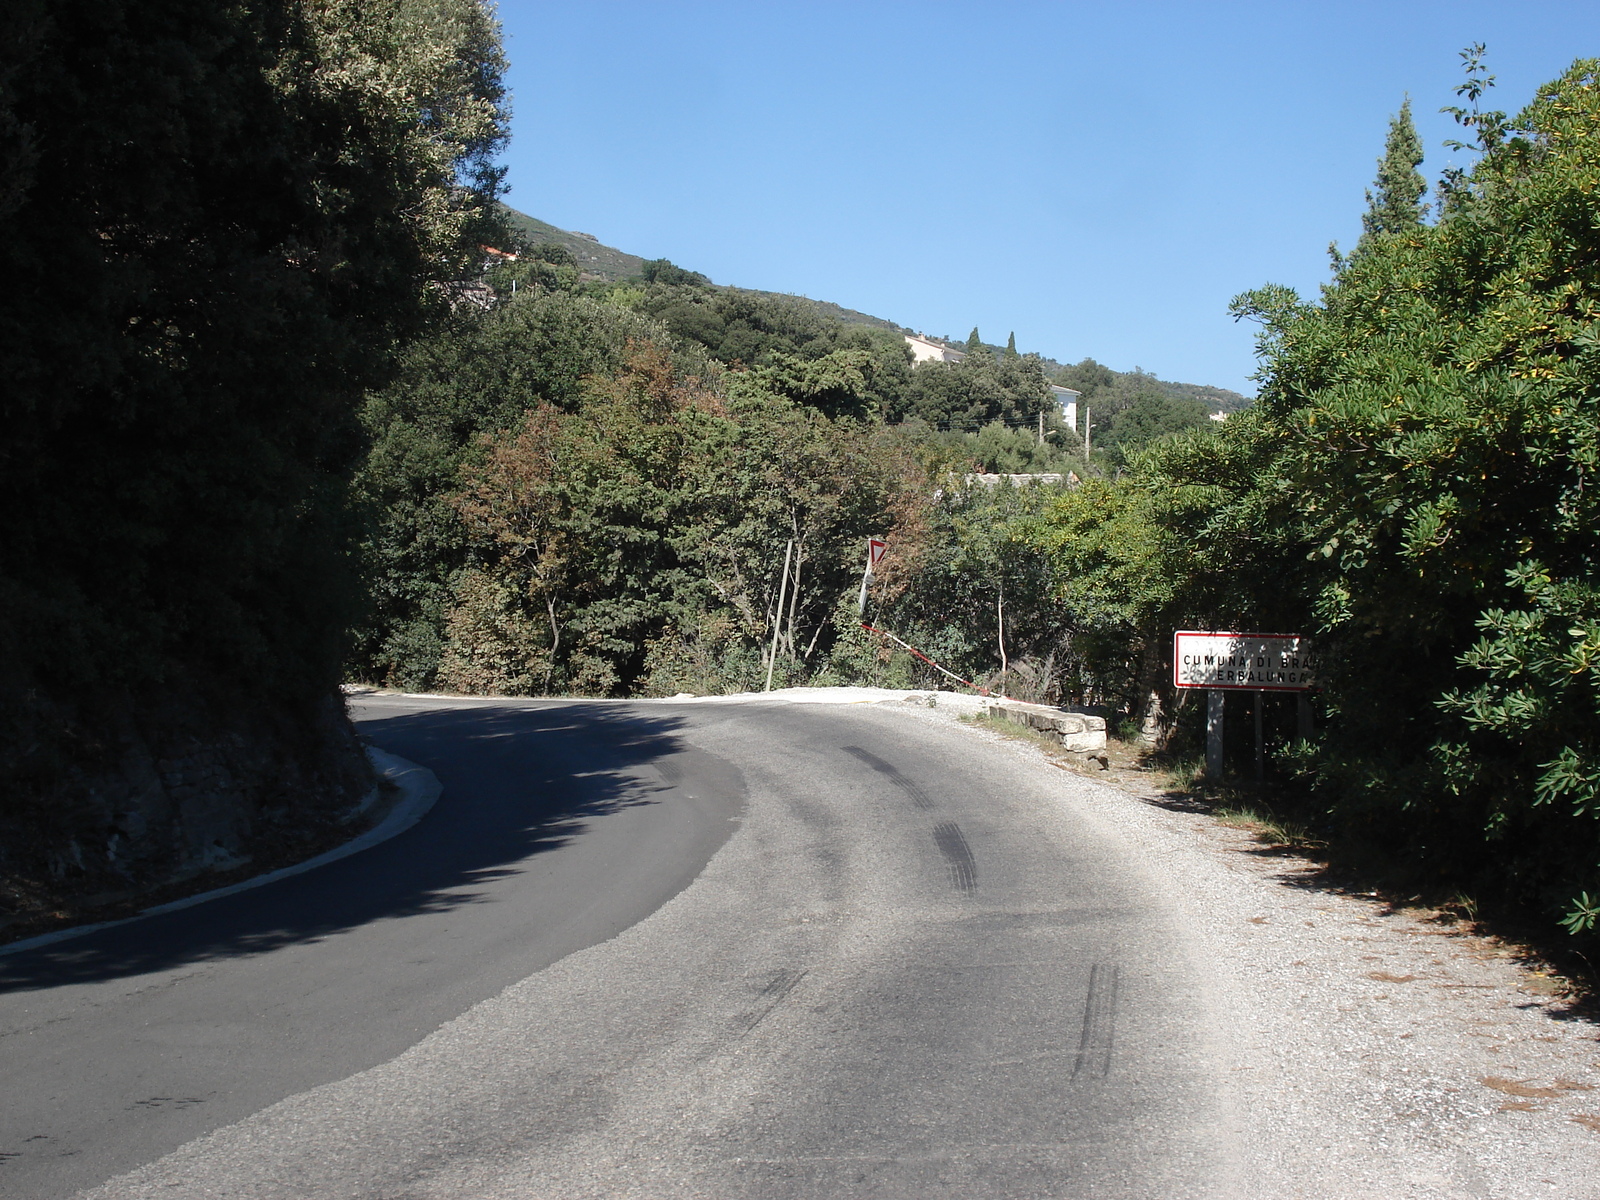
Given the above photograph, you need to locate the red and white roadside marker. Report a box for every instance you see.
[859,536,888,614]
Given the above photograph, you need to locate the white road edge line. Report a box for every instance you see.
[0,747,441,958]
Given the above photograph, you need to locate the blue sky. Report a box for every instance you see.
[495,2,1600,395]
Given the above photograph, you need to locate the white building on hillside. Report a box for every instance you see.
[1050,384,1081,433]
[904,333,967,365]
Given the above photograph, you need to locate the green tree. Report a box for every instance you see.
[1437,43,1514,216]
[1203,57,1600,934]
[422,339,918,699]
[1056,357,1117,400]
[837,477,1075,700]
[0,0,509,887]
[898,345,1052,430]
[1,0,508,698]
[934,420,1076,474]
[353,289,679,688]
[444,342,723,695]
[604,271,913,418]
[1093,392,1214,464]
[1358,97,1428,246]
[640,258,711,287]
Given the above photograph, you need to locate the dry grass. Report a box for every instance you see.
[958,711,1066,753]
[1210,803,1328,852]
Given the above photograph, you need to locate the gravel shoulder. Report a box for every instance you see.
[864,689,1600,1199]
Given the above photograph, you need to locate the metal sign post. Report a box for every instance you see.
[1174,630,1317,782]
[1206,689,1225,779]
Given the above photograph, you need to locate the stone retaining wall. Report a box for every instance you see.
[985,700,1107,752]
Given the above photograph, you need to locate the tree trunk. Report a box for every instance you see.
[764,539,793,691]
[786,546,804,661]
[543,594,560,695]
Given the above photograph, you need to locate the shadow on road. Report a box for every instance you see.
[0,701,694,993]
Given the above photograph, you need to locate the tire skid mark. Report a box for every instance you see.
[1072,962,1119,1080]
[735,967,809,1037]
[931,821,978,894]
[840,745,935,809]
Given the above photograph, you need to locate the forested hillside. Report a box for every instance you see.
[351,246,1055,696]
[492,209,1246,449]
[499,206,645,280]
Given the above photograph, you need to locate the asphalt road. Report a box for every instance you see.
[2,694,1236,1199]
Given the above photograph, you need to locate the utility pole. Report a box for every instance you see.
[1037,411,1044,447]
[1083,405,1091,462]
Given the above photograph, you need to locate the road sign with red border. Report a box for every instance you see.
[1173,630,1316,691]
[867,537,887,569]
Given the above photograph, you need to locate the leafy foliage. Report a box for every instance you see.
[354,279,925,695]
[353,287,673,687]
[0,0,508,717]
[895,343,1053,430]
[1101,56,1600,936]
[1053,359,1217,464]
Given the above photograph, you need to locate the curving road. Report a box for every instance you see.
[2,693,1236,1199]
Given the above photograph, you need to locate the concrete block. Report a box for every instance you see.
[986,700,1107,752]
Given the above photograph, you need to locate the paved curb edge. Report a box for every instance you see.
[0,747,442,958]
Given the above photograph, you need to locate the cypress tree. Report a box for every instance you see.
[1359,97,1429,247]
[1005,331,1018,357]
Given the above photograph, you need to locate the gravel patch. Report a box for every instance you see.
[854,690,1600,1199]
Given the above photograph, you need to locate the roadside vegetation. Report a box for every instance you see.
[0,0,512,932]
[3,8,1594,960]
[348,49,1600,952]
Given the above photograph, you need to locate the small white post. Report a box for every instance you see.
[786,548,803,660]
